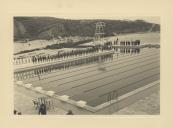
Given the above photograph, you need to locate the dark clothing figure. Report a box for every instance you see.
[66,110,74,115]
[18,112,22,115]
[38,103,47,115]
[14,110,17,115]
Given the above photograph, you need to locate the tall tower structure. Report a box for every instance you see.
[94,22,105,45]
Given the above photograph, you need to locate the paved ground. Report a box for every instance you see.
[113,90,160,115]
[14,85,67,115]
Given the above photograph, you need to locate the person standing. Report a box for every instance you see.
[38,103,47,115]
[66,110,74,115]
[14,110,17,115]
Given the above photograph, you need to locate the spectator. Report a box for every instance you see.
[18,112,22,115]
[14,110,17,115]
[66,110,74,115]
[38,103,47,115]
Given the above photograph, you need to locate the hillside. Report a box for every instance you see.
[14,17,160,41]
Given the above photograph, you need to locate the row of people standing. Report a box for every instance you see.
[31,47,101,63]
[120,40,140,46]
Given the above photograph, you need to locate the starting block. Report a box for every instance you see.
[34,87,42,92]
[24,83,32,88]
[46,91,55,96]
[60,95,69,101]
[16,81,24,86]
[77,100,87,108]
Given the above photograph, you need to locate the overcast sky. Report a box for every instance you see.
[53,15,160,24]
[122,17,160,24]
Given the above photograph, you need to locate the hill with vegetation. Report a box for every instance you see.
[14,17,160,41]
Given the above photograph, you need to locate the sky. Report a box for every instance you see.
[123,17,160,24]
[53,15,160,24]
